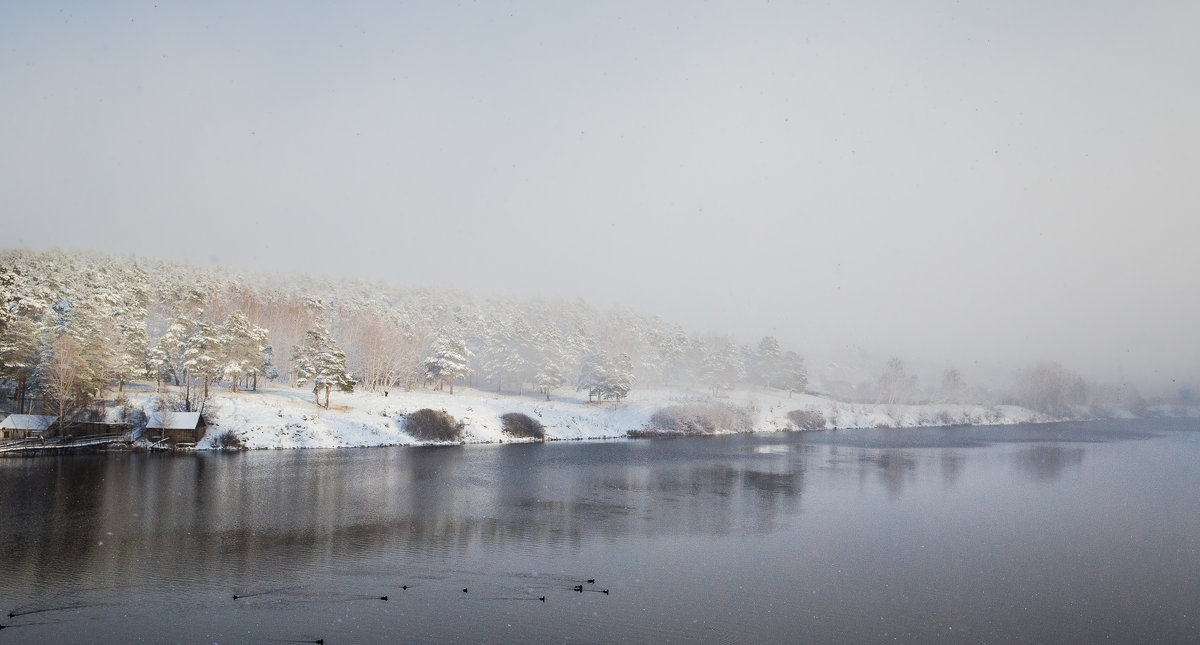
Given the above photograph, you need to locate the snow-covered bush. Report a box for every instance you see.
[213,430,244,449]
[642,402,753,436]
[404,408,464,442]
[934,409,960,426]
[500,412,544,440]
[786,408,826,431]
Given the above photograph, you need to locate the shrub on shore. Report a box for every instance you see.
[213,430,245,449]
[786,409,826,431]
[500,412,545,440]
[404,408,464,442]
[633,402,753,438]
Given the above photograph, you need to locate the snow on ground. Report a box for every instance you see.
[113,383,1062,450]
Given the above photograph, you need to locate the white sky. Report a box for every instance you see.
[2,1,1197,392]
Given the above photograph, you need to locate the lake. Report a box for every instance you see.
[2,419,1198,644]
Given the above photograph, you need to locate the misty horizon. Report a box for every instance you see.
[0,246,1186,404]
[2,2,1196,394]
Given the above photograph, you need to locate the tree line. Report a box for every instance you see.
[1,249,1162,428]
[1,250,811,424]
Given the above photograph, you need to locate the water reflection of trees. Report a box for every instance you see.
[0,440,1092,592]
[857,450,919,498]
[1013,445,1085,482]
[0,444,811,589]
[0,435,1103,600]
[940,451,964,486]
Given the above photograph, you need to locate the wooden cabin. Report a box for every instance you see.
[145,411,208,445]
[0,415,58,440]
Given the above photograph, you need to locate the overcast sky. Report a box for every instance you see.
[2,1,1197,392]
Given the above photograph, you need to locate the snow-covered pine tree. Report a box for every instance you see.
[599,352,634,402]
[54,298,112,394]
[680,334,708,387]
[876,357,918,405]
[0,263,14,334]
[534,360,564,401]
[532,323,565,400]
[781,350,808,397]
[254,325,277,390]
[182,320,223,402]
[0,317,39,413]
[577,351,634,403]
[105,307,148,392]
[640,323,671,385]
[422,329,472,394]
[146,316,191,390]
[144,342,171,390]
[750,336,783,389]
[292,324,356,408]
[219,311,262,391]
[656,329,689,386]
[2,251,59,323]
[92,258,152,392]
[561,321,595,385]
[939,368,968,403]
[509,315,538,389]
[577,351,608,403]
[599,308,653,385]
[703,337,746,397]
[480,322,527,393]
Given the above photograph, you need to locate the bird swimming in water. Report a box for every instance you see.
[587,579,595,584]
[573,585,583,592]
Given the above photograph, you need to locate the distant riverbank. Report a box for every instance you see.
[97,383,1125,450]
[7,383,1194,453]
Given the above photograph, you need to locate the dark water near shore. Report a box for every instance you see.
[2,419,1198,644]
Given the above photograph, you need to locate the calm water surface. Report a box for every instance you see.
[2,419,1198,644]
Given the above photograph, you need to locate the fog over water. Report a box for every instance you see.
[2,2,1196,392]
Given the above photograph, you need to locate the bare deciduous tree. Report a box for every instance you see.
[38,334,101,435]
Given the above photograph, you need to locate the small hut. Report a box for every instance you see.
[0,415,58,440]
[145,411,208,445]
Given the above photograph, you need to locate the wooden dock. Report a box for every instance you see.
[0,433,130,456]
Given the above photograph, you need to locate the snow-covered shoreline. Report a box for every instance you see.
[101,384,1117,451]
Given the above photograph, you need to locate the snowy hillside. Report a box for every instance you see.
[113,384,1054,450]
[4,248,1184,440]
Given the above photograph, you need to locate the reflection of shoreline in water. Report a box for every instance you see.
[1013,445,1086,482]
[940,451,965,486]
[0,419,1158,595]
[0,443,810,589]
[1,419,1195,645]
[858,450,920,498]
